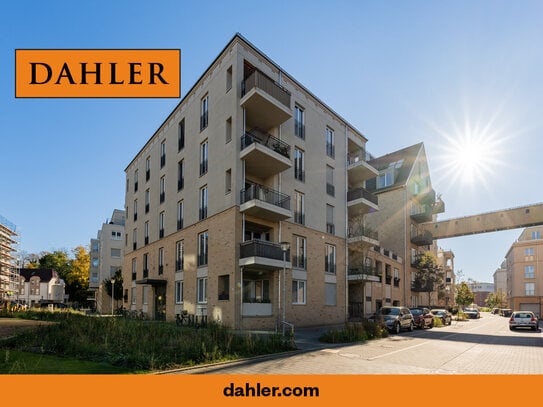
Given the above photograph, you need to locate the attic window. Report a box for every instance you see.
[377,170,394,189]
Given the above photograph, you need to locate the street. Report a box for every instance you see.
[171,312,543,374]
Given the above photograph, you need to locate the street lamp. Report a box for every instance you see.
[280,241,290,336]
[111,278,115,315]
[445,285,450,309]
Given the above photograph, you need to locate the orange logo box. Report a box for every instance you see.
[15,49,180,98]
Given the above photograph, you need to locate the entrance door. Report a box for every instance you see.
[154,286,166,320]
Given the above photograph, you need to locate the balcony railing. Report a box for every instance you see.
[241,70,291,109]
[143,268,149,278]
[240,183,290,210]
[347,187,379,206]
[347,148,376,165]
[240,129,291,159]
[348,266,379,277]
[411,281,434,292]
[410,206,433,223]
[411,231,434,246]
[240,240,290,262]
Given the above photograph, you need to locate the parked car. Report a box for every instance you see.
[431,309,452,325]
[491,307,500,315]
[463,307,480,319]
[409,307,434,329]
[509,311,539,331]
[500,308,512,317]
[371,306,414,334]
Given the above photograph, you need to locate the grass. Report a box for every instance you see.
[0,310,294,373]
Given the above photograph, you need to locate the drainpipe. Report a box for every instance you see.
[404,186,408,306]
[344,124,349,321]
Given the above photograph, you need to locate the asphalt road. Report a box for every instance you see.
[170,312,543,374]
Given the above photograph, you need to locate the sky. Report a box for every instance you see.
[1,0,542,283]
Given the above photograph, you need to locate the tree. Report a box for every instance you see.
[413,252,444,306]
[485,290,507,309]
[455,282,475,309]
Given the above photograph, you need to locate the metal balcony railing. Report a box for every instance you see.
[347,187,379,206]
[240,182,290,210]
[347,147,376,165]
[240,240,290,262]
[240,129,291,159]
[241,69,291,109]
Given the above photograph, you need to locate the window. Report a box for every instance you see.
[293,236,306,269]
[91,258,99,267]
[198,231,208,267]
[178,119,185,151]
[326,204,334,234]
[394,268,400,287]
[158,247,164,275]
[131,287,136,305]
[160,140,166,168]
[132,228,137,250]
[143,286,149,305]
[126,177,129,192]
[525,248,534,256]
[292,280,306,304]
[134,169,138,192]
[200,140,208,175]
[175,281,183,303]
[326,165,334,196]
[145,189,150,213]
[177,160,184,191]
[160,176,165,203]
[131,258,137,280]
[226,117,232,143]
[200,95,209,130]
[243,279,270,302]
[199,185,208,220]
[177,200,184,230]
[226,66,232,91]
[377,170,394,188]
[294,148,305,182]
[218,275,230,300]
[30,277,40,295]
[145,156,150,181]
[325,244,336,274]
[525,282,535,296]
[294,105,305,139]
[159,211,165,238]
[175,240,184,271]
[225,169,232,194]
[111,231,121,240]
[197,277,208,303]
[143,253,148,277]
[294,191,305,225]
[325,283,336,306]
[531,231,541,240]
[133,199,138,221]
[325,127,335,158]
[110,248,121,258]
[524,265,535,279]
[144,221,149,245]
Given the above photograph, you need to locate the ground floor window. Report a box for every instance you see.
[131,287,136,305]
[243,279,270,302]
[325,283,336,306]
[175,281,183,304]
[197,277,207,303]
[218,275,230,300]
[292,280,306,304]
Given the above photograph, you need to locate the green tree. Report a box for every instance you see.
[413,252,444,306]
[455,282,475,308]
[485,289,507,308]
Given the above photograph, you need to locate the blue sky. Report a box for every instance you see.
[1,0,542,283]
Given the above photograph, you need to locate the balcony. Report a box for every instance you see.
[348,266,381,283]
[411,231,434,246]
[348,148,379,184]
[241,70,292,130]
[240,182,291,221]
[416,188,436,205]
[239,240,291,271]
[432,197,445,214]
[348,224,379,246]
[410,206,433,223]
[347,187,379,216]
[240,130,292,178]
[411,281,434,292]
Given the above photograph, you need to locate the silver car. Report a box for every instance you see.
[509,311,539,331]
[372,306,414,334]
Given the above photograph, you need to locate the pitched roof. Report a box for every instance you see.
[366,142,424,193]
[19,268,58,282]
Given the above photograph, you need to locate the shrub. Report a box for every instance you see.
[319,320,388,344]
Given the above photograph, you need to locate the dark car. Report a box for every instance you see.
[431,309,452,325]
[409,307,434,329]
[371,306,414,334]
[500,308,512,317]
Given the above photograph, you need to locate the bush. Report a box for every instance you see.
[320,320,388,344]
[433,316,444,327]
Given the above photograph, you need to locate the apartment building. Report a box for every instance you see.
[505,226,543,317]
[122,33,379,330]
[437,248,455,308]
[364,143,446,307]
[467,282,494,307]
[493,260,507,294]
[0,214,18,302]
[88,209,125,313]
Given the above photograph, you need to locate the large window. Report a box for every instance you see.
[143,253,148,277]
[197,277,208,303]
[133,199,138,221]
[178,119,185,151]
[198,231,208,267]
[132,228,137,250]
[294,105,305,139]
[293,235,306,269]
[145,156,150,181]
[294,191,305,225]
[131,258,137,280]
[134,169,138,192]
[159,211,165,238]
[294,147,305,182]
[175,240,184,272]
[175,281,183,304]
[325,283,336,306]
[377,170,394,189]
[144,221,149,245]
[531,231,541,240]
[200,95,209,130]
[326,204,334,234]
[158,247,164,275]
[325,244,336,274]
[159,176,165,203]
[326,165,334,197]
[525,248,534,256]
[177,160,184,191]
[145,189,150,213]
[218,275,230,300]
[200,140,208,175]
[177,200,184,230]
[160,140,166,168]
[524,265,535,279]
[325,127,335,158]
[525,282,535,296]
[199,185,208,220]
[292,280,306,304]
[243,279,270,302]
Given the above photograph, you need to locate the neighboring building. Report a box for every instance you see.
[19,268,65,307]
[467,282,494,307]
[505,226,543,317]
[437,248,455,308]
[88,209,125,313]
[493,260,507,296]
[122,33,379,330]
[364,143,445,307]
[0,214,18,302]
